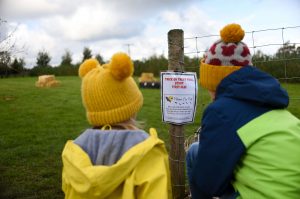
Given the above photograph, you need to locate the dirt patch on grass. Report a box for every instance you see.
[1,95,16,101]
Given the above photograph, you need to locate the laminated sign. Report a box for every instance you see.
[161,72,198,125]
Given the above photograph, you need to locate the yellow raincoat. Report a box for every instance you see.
[62,128,172,199]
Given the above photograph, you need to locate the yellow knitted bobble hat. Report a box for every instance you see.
[200,23,252,92]
[79,52,143,126]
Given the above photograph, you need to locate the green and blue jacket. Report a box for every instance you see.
[191,66,300,198]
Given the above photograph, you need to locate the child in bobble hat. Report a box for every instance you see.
[186,24,300,199]
[62,53,172,199]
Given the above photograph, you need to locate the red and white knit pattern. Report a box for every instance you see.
[204,39,252,66]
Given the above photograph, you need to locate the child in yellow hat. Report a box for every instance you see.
[62,53,172,199]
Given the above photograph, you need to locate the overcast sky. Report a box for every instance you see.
[1,0,300,68]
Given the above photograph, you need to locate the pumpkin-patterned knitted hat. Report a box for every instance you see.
[200,23,252,91]
[79,52,143,126]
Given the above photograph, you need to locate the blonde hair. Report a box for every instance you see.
[94,117,145,130]
[114,118,140,130]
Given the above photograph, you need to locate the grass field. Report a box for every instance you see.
[0,76,299,199]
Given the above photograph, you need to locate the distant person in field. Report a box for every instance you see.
[62,52,172,199]
[186,23,300,198]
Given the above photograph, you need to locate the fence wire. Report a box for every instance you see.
[184,26,300,70]
[183,25,300,117]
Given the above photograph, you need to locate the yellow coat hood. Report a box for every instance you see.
[62,128,172,199]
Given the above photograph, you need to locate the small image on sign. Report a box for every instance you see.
[165,95,193,105]
[161,72,198,125]
[166,96,173,102]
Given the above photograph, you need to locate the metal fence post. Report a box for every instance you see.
[167,29,186,199]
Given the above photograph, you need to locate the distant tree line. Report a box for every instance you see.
[27,47,104,77]
[253,42,300,82]
[0,51,26,78]
[1,42,299,82]
[1,18,300,81]
[1,17,299,81]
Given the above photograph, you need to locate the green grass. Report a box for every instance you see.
[0,77,299,199]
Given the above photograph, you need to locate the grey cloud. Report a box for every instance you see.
[1,0,196,20]
[76,22,145,42]
[1,0,82,20]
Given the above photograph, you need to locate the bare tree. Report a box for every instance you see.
[0,18,19,54]
[0,18,25,76]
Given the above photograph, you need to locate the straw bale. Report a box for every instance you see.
[36,75,60,88]
[139,73,156,82]
[46,80,60,87]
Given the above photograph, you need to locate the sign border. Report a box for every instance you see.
[161,71,198,125]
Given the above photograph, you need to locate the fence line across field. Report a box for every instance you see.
[184,25,300,56]
[183,25,300,101]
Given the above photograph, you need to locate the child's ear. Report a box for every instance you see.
[79,58,100,78]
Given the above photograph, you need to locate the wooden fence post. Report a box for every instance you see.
[167,29,186,199]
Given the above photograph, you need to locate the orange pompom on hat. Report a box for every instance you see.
[200,23,252,91]
[79,52,143,126]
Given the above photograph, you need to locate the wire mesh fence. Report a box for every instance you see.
[183,25,300,114]
[184,26,300,63]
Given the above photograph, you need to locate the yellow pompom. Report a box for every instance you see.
[109,52,133,80]
[220,23,245,43]
[78,58,100,78]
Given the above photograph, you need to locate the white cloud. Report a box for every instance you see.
[41,3,144,41]
[0,1,247,67]
[10,23,58,66]
[1,0,195,20]
[158,6,219,57]
[1,0,199,68]
[1,0,299,68]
